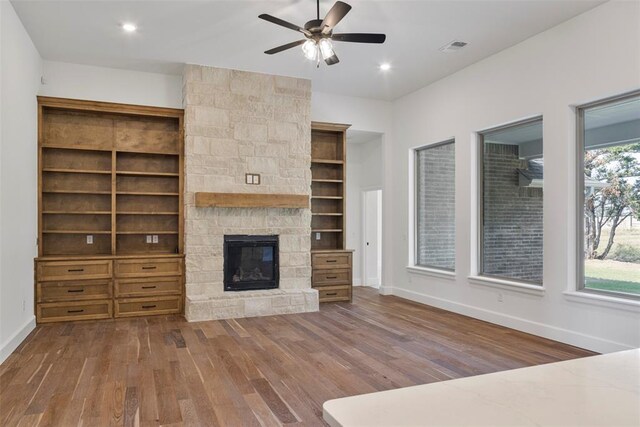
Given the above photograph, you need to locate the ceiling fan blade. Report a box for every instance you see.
[264,40,306,55]
[321,1,352,33]
[258,14,310,36]
[332,33,386,44]
[324,53,340,66]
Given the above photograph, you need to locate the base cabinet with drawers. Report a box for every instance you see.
[311,250,353,303]
[35,255,184,323]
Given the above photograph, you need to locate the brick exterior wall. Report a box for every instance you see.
[416,142,456,270]
[182,65,318,320]
[482,143,543,283]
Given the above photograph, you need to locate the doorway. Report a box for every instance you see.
[362,189,382,288]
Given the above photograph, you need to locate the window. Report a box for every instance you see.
[415,140,455,270]
[578,92,640,299]
[479,118,544,285]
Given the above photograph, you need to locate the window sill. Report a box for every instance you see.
[563,291,640,312]
[407,266,456,280]
[468,275,545,296]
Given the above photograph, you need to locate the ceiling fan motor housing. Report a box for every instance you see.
[304,19,326,35]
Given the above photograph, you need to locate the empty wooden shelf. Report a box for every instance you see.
[310,121,353,303]
[36,96,185,323]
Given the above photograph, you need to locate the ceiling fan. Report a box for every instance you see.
[259,0,386,66]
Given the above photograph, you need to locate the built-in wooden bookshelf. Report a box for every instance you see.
[36,97,184,322]
[310,122,353,303]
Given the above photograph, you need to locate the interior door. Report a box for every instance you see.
[364,190,382,288]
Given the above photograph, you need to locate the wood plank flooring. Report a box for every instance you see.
[0,287,595,426]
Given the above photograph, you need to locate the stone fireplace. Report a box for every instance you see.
[224,235,279,292]
[183,64,318,321]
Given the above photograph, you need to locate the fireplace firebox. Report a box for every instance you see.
[224,235,279,291]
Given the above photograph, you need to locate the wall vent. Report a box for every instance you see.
[439,40,468,53]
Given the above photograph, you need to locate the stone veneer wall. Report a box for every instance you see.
[182,65,317,321]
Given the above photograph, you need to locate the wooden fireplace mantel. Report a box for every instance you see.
[195,192,309,209]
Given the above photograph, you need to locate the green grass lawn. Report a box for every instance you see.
[584,259,640,295]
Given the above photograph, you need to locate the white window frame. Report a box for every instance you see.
[471,116,545,292]
[575,90,640,302]
[407,139,456,279]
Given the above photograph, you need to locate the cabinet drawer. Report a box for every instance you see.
[37,260,112,281]
[317,285,351,302]
[114,258,182,278]
[37,300,112,323]
[37,280,112,303]
[115,277,182,298]
[115,296,181,317]
[312,269,351,286]
[312,253,352,269]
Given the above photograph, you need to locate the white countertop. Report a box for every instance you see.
[323,349,640,427]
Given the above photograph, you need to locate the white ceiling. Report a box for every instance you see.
[11,0,605,101]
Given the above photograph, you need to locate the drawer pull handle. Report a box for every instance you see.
[68,268,84,272]
[67,309,84,313]
[326,260,337,263]
[142,304,157,309]
[67,289,85,293]
[142,266,157,270]
[326,276,337,279]
[142,286,157,289]
[326,292,338,296]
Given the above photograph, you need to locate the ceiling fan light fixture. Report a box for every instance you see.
[302,39,318,60]
[318,38,334,60]
[260,0,385,66]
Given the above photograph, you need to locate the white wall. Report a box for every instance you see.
[0,1,42,363]
[312,91,395,294]
[346,137,383,285]
[40,60,182,108]
[389,0,640,353]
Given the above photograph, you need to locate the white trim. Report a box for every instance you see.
[0,316,36,365]
[468,275,545,296]
[563,291,640,312]
[407,265,456,280]
[391,287,631,354]
[378,285,394,295]
[409,138,456,271]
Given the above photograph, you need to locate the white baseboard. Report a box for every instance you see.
[378,285,394,295]
[392,287,632,354]
[0,316,36,365]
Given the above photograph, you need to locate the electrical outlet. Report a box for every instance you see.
[245,173,261,185]
[86,235,93,244]
[315,232,321,240]
[146,235,152,244]
[152,235,159,244]
[498,292,503,303]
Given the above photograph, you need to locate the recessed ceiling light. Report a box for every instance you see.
[121,23,137,33]
[379,63,391,71]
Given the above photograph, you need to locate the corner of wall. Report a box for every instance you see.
[0,316,36,365]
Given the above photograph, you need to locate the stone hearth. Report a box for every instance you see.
[182,64,318,321]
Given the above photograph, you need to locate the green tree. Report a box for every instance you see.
[584,142,640,260]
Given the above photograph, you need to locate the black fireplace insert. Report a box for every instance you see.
[223,235,279,291]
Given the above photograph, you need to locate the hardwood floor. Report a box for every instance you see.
[0,287,595,426]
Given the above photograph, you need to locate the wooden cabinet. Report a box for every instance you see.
[311,122,353,303]
[35,97,185,322]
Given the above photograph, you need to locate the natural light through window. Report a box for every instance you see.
[580,94,640,298]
